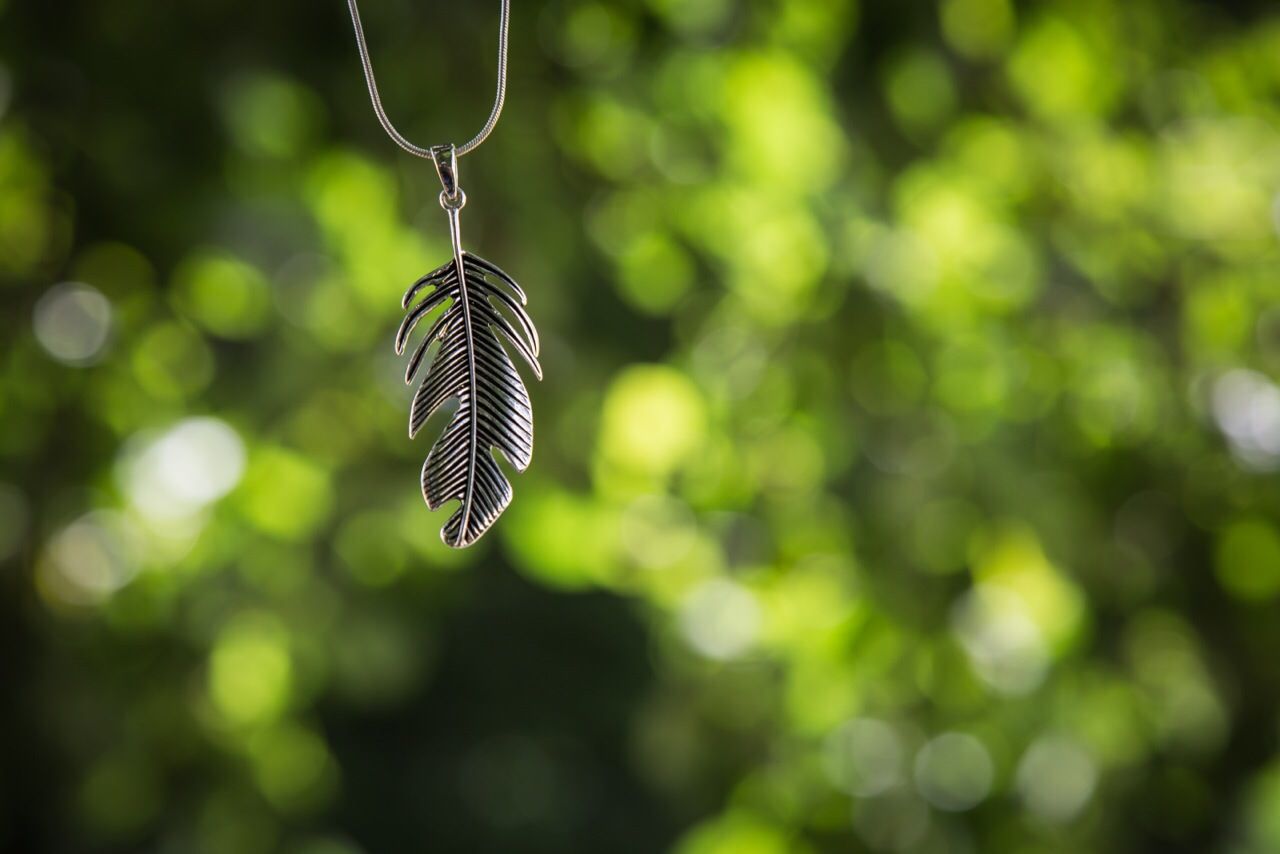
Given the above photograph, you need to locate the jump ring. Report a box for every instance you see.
[439,188,467,211]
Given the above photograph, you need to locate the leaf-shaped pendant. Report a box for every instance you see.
[395,145,542,548]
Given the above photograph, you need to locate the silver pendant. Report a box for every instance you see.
[395,145,542,548]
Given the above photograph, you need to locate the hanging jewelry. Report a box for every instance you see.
[346,0,541,548]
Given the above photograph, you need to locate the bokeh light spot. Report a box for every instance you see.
[220,72,320,159]
[248,724,335,812]
[120,417,246,523]
[1016,736,1097,822]
[913,732,994,811]
[824,718,905,797]
[600,365,707,478]
[1008,17,1116,121]
[33,282,112,365]
[615,232,695,315]
[1212,369,1280,471]
[131,321,216,400]
[679,578,761,660]
[723,53,844,191]
[559,4,636,74]
[941,0,1015,59]
[209,614,293,727]
[676,810,793,854]
[1215,517,1280,601]
[952,584,1049,695]
[172,251,272,339]
[37,511,137,607]
[619,494,698,570]
[503,487,620,589]
[884,49,956,134]
[648,0,731,36]
[238,447,333,540]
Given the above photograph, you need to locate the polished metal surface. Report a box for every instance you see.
[431,144,467,211]
[395,193,541,548]
[431,144,462,206]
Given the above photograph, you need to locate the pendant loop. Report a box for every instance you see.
[431,144,463,209]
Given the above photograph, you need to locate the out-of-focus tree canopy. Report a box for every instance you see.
[2,0,1280,851]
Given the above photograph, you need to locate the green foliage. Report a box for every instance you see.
[2,0,1280,852]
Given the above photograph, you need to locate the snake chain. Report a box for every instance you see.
[345,0,509,158]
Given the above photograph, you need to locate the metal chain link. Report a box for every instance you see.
[345,0,509,158]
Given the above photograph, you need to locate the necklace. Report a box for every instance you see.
[346,0,541,548]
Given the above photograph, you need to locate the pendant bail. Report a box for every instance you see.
[431,144,465,210]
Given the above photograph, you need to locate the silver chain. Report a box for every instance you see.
[345,0,509,159]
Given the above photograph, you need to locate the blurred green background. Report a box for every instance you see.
[3,0,1280,851]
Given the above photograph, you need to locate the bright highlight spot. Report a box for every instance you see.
[679,578,760,660]
[121,417,246,522]
[1212,369,1280,471]
[952,584,1049,695]
[38,511,136,606]
[973,526,1085,653]
[33,282,112,365]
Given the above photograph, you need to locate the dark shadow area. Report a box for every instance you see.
[323,562,675,854]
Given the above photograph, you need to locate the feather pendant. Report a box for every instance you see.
[395,194,542,548]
